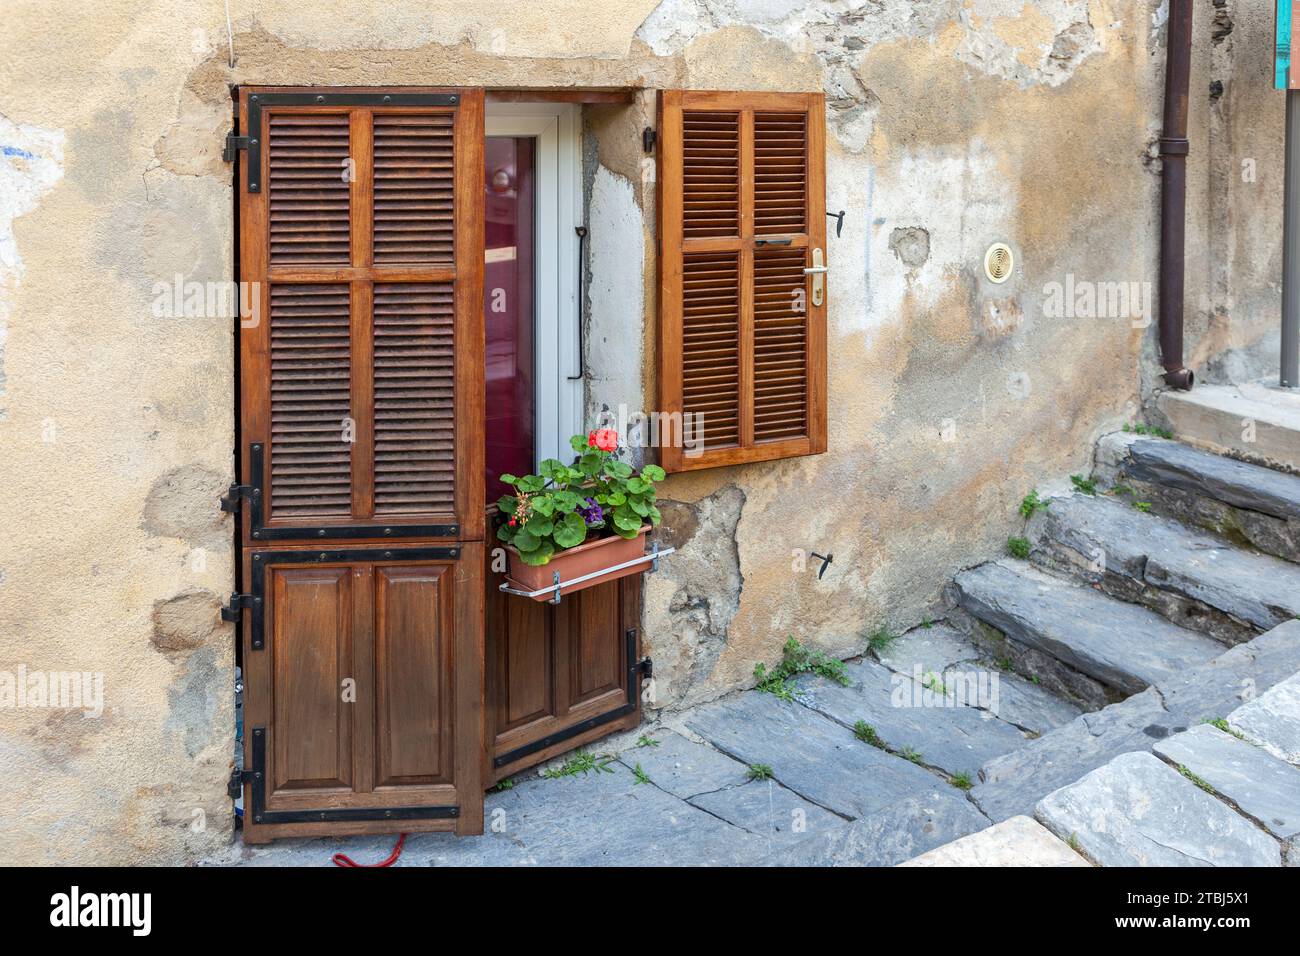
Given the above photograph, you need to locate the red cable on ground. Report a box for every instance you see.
[331,832,407,868]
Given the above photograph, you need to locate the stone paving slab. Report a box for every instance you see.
[1154,723,1300,842]
[942,660,1083,735]
[1035,752,1281,867]
[874,624,981,676]
[217,760,772,867]
[687,778,847,848]
[764,786,989,866]
[954,559,1221,694]
[1228,672,1300,767]
[972,623,1300,821]
[1033,494,1300,631]
[685,690,941,820]
[620,730,750,798]
[792,659,1027,778]
[1124,438,1300,521]
[900,815,1090,867]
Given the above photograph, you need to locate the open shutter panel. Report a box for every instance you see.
[239,89,484,541]
[658,91,826,473]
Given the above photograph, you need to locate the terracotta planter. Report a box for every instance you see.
[503,525,652,600]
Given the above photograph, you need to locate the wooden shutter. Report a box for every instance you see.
[657,91,827,472]
[239,88,484,542]
[235,88,485,842]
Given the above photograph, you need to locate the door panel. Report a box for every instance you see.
[486,555,641,783]
[270,566,354,792]
[374,565,452,787]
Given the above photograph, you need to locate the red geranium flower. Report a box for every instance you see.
[588,428,618,452]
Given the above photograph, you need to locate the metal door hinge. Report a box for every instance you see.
[223,132,251,163]
[227,767,258,799]
[639,657,653,679]
[643,127,656,153]
[220,482,257,514]
[221,592,259,623]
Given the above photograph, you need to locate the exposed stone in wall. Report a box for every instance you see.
[643,485,745,707]
[151,589,223,655]
[889,226,931,269]
[141,465,229,551]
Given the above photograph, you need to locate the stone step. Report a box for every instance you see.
[898,815,1090,867]
[952,560,1222,700]
[1157,381,1300,473]
[1034,751,1281,867]
[1105,435,1300,563]
[874,624,1083,735]
[1028,492,1300,642]
[970,621,1300,821]
[791,658,1029,779]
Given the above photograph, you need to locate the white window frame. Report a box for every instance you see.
[485,103,584,471]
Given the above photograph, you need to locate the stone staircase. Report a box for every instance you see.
[925,429,1300,865]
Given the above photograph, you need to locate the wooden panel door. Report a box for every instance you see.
[486,563,642,784]
[234,87,485,842]
[240,544,482,842]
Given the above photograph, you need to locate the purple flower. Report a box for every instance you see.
[577,496,604,527]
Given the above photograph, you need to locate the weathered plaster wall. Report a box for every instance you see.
[0,0,1281,863]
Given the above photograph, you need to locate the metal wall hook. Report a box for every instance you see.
[827,210,845,238]
[809,551,833,579]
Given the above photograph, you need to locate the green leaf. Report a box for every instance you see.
[606,491,626,506]
[538,458,566,480]
[630,498,650,517]
[605,460,633,479]
[647,505,662,525]
[517,540,555,566]
[569,434,588,453]
[531,496,555,517]
[614,524,640,539]
[512,528,539,552]
[552,511,588,549]
[626,477,649,494]
[517,474,546,493]
[497,494,518,513]
[553,490,580,512]
[641,464,666,482]
[525,515,554,537]
[579,452,603,477]
[499,473,519,485]
[496,524,513,542]
[613,511,641,532]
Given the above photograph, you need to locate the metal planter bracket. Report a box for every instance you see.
[499,542,676,605]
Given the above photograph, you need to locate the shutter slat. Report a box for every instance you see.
[268,115,351,266]
[372,283,456,514]
[373,114,455,265]
[268,283,353,518]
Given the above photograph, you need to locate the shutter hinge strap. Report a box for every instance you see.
[642,127,656,153]
[223,132,251,162]
[639,657,653,679]
[220,592,259,623]
[220,482,257,514]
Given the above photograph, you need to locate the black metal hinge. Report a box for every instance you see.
[227,767,258,800]
[220,482,257,514]
[642,127,656,153]
[220,592,259,623]
[223,132,251,163]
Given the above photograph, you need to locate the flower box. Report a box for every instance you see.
[503,525,652,600]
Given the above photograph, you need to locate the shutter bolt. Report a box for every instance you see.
[315,95,325,103]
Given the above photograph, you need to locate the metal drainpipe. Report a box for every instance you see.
[1158,0,1195,390]
[1283,87,1300,387]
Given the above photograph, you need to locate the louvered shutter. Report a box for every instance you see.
[238,88,484,541]
[657,91,826,472]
